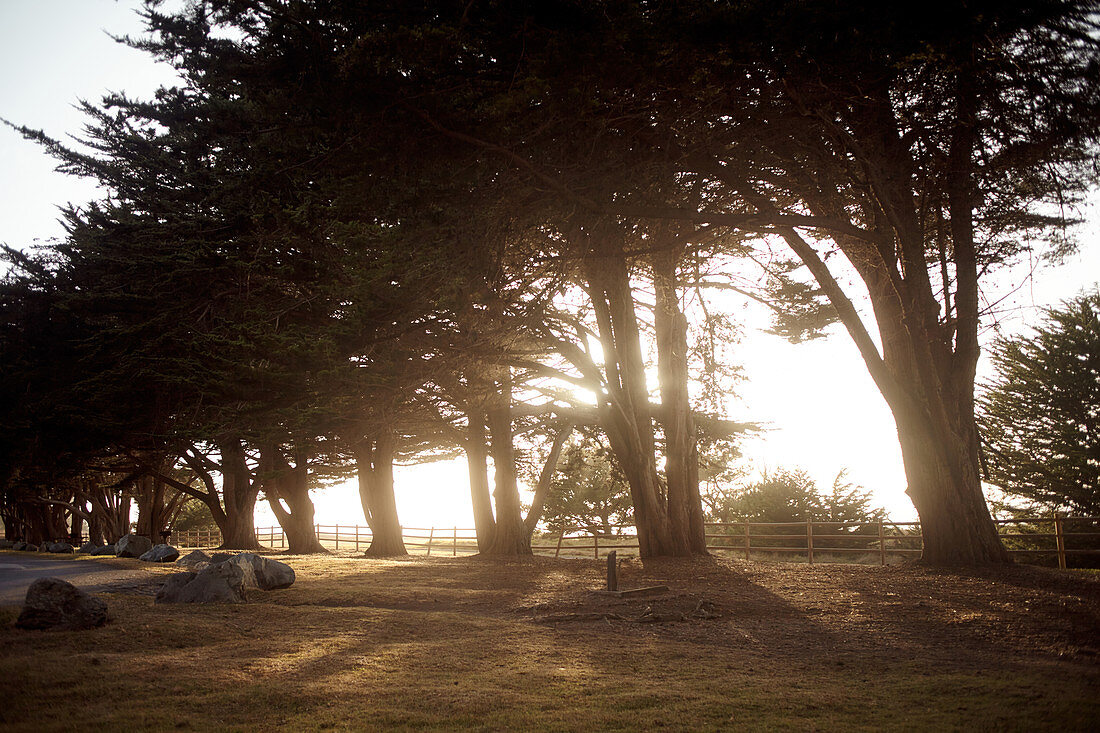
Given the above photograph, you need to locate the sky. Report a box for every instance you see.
[2,0,1098,530]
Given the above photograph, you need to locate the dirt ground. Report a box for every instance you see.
[2,552,1098,730]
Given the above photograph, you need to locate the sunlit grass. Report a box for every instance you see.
[1,552,1096,731]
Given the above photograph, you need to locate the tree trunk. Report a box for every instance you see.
[216,437,263,550]
[524,421,573,534]
[577,225,695,558]
[355,431,407,557]
[485,369,532,555]
[260,444,327,554]
[465,408,497,552]
[652,245,708,555]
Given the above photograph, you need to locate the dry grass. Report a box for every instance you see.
[1,551,1098,731]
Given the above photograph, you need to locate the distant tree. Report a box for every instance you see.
[537,437,634,536]
[705,468,885,525]
[978,292,1100,515]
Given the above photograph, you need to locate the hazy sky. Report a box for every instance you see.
[3,0,1097,529]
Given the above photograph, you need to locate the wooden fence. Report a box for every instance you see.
[173,516,1100,567]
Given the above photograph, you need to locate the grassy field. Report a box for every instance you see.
[1,551,1097,731]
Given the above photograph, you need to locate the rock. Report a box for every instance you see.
[77,542,101,554]
[154,563,246,604]
[22,543,38,552]
[115,534,153,558]
[208,552,233,563]
[46,541,75,554]
[90,544,116,556]
[226,553,296,591]
[175,549,212,568]
[15,577,108,631]
[0,539,14,549]
[139,544,180,563]
[12,541,28,551]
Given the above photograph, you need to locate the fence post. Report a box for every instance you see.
[744,521,751,561]
[1054,513,1066,570]
[335,524,339,551]
[879,519,886,566]
[594,532,599,559]
[807,518,814,564]
[355,524,360,553]
[453,526,458,557]
[426,527,434,557]
[555,530,565,558]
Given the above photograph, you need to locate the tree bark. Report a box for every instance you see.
[355,430,407,557]
[652,244,708,555]
[484,368,532,555]
[464,407,497,552]
[260,444,327,554]
[215,436,263,550]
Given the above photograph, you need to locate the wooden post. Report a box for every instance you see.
[453,526,458,557]
[1055,514,1066,570]
[426,527,434,557]
[744,521,751,561]
[879,519,886,566]
[555,530,565,558]
[355,524,360,553]
[335,524,339,550]
[807,518,814,564]
[606,550,618,591]
[593,532,599,559]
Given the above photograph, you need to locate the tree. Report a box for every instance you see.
[978,292,1100,515]
[535,436,634,536]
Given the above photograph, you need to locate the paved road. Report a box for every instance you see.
[0,552,163,605]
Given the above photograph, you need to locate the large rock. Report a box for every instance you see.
[15,577,108,631]
[46,541,75,554]
[0,539,14,549]
[227,553,295,591]
[90,544,116,556]
[12,541,28,551]
[21,543,38,552]
[77,542,103,554]
[155,563,246,604]
[208,552,233,564]
[139,544,180,563]
[115,534,153,558]
[175,549,212,568]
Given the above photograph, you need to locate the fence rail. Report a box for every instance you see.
[172,515,1100,567]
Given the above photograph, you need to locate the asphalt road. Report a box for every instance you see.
[0,552,161,605]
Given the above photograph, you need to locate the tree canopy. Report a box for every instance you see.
[978,292,1100,515]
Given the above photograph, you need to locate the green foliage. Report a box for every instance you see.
[704,468,885,525]
[978,292,1100,515]
[170,497,219,533]
[538,437,633,535]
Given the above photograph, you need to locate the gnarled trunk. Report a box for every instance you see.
[484,369,531,556]
[355,430,407,557]
[216,437,263,550]
[260,444,327,554]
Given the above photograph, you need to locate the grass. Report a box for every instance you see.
[1,552,1097,731]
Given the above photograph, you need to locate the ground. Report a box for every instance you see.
[0,551,1097,731]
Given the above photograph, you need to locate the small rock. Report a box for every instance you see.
[226,553,295,590]
[47,541,75,554]
[90,544,116,556]
[0,539,14,549]
[175,549,212,568]
[22,543,39,552]
[115,534,153,558]
[77,542,102,554]
[155,563,246,604]
[12,541,28,551]
[15,577,108,631]
[139,544,180,563]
